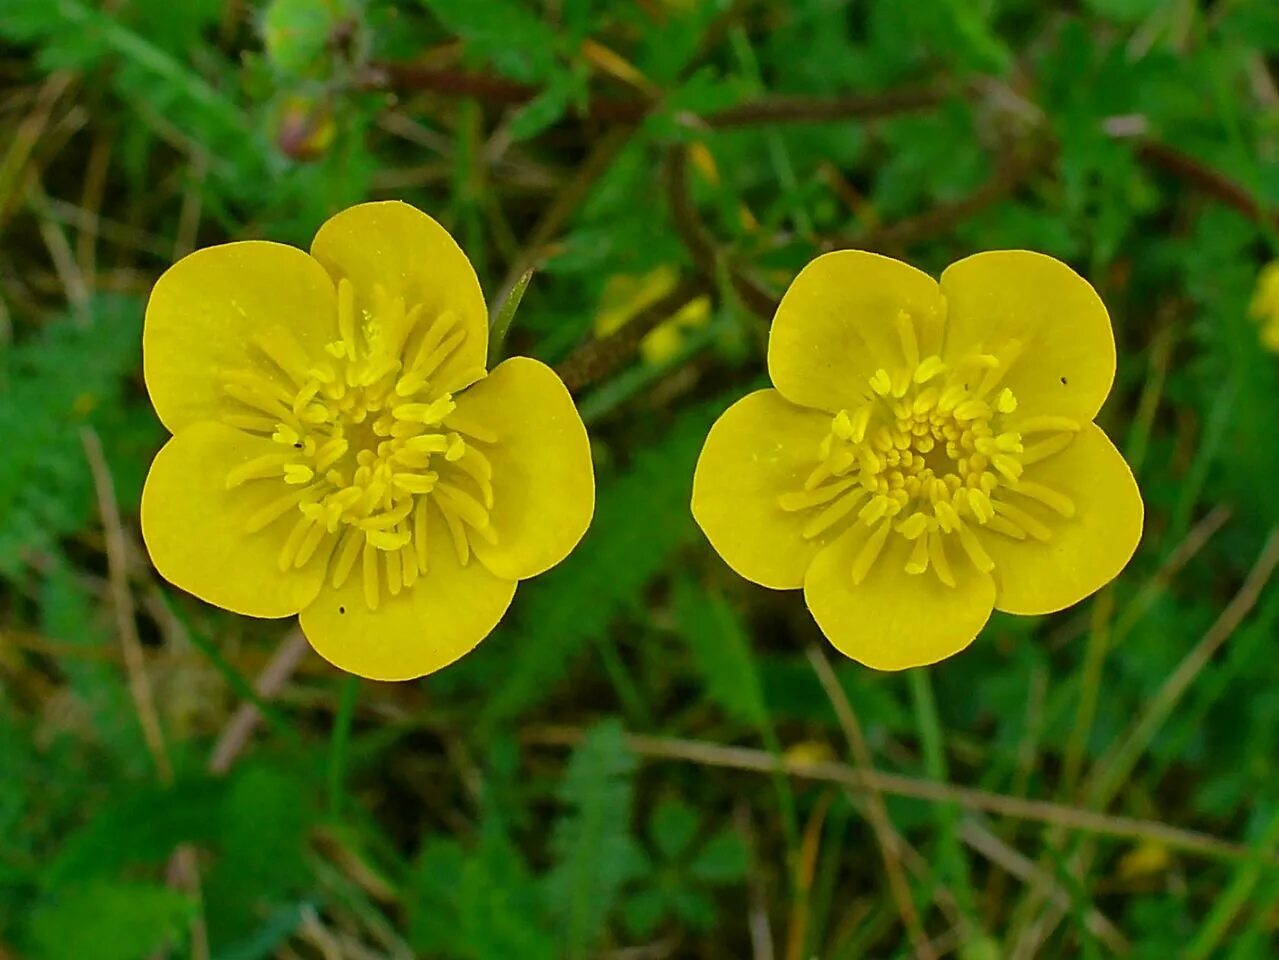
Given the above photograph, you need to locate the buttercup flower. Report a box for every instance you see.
[1250,261,1279,353]
[692,250,1143,670]
[142,202,594,680]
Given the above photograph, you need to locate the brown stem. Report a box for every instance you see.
[664,146,779,320]
[827,143,1049,254]
[1136,139,1279,229]
[362,62,944,129]
[554,277,709,392]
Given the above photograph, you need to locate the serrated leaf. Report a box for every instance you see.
[408,827,556,959]
[45,778,228,889]
[26,880,192,960]
[672,885,717,930]
[419,0,559,82]
[622,888,667,937]
[544,721,644,959]
[650,798,699,860]
[688,829,748,884]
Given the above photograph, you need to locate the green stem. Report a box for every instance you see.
[327,676,360,821]
[909,670,981,929]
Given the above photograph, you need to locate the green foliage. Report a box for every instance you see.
[0,297,157,576]
[25,880,194,960]
[545,721,644,958]
[625,797,747,935]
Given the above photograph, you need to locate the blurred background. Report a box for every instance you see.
[2,1,1279,957]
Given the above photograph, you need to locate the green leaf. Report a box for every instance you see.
[203,763,318,950]
[689,829,748,884]
[419,0,559,82]
[650,798,700,860]
[544,721,645,959]
[45,778,228,889]
[622,888,667,937]
[671,886,717,931]
[674,583,768,728]
[26,880,193,960]
[408,828,556,959]
[508,67,584,141]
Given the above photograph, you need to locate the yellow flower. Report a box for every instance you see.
[692,250,1143,670]
[141,202,595,681]
[1250,261,1279,352]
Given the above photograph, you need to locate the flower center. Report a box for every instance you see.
[220,279,493,610]
[780,311,1081,586]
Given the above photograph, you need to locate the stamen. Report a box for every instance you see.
[779,477,858,512]
[991,500,1051,541]
[801,489,868,539]
[905,534,930,575]
[414,496,430,571]
[894,310,920,369]
[439,502,470,565]
[362,541,379,611]
[226,453,292,489]
[293,521,328,568]
[254,326,313,386]
[337,278,358,359]
[956,521,994,573]
[443,411,497,444]
[244,488,313,533]
[400,537,419,588]
[1016,415,1080,434]
[385,542,402,597]
[1012,480,1075,517]
[278,517,312,572]
[851,519,892,586]
[928,531,956,587]
[331,529,363,588]
[1021,432,1075,465]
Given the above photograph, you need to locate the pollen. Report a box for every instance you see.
[778,315,1080,587]
[220,279,495,610]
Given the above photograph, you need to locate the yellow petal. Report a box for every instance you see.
[940,251,1116,421]
[692,389,837,590]
[141,422,327,618]
[144,241,337,433]
[299,504,517,681]
[768,250,947,413]
[310,201,488,394]
[981,422,1143,615]
[804,525,996,670]
[454,357,594,580]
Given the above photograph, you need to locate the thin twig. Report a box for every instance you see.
[494,123,636,304]
[554,276,709,392]
[826,144,1049,254]
[1087,526,1279,810]
[958,820,1129,955]
[362,64,944,128]
[664,146,778,320]
[524,727,1262,863]
[81,427,172,782]
[1136,139,1279,231]
[208,629,310,775]
[807,648,933,959]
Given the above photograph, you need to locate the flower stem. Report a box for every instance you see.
[327,675,360,821]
